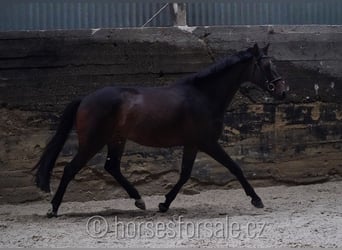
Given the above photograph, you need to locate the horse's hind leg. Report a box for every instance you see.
[159,146,197,212]
[202,142,264,208]
[47,146,100,218]
[104,141,145,210]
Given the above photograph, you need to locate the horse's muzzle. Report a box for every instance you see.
[275,80,289,100]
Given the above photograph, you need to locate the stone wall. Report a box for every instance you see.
[0,26,341,204]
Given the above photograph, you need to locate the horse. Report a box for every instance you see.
[33,43,288,218]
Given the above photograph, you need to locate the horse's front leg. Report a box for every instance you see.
[159,146,198,212]
[104,142,145,210]
[201,142,264,208]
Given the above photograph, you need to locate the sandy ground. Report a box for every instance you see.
[0,181,341,248]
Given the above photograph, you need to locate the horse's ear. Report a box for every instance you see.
[263,43,270,55]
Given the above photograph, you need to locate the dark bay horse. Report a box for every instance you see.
[33,43,288,217]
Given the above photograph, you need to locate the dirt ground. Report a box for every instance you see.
[0,180,341,248]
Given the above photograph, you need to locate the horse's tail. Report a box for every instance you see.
[32,98,82,193]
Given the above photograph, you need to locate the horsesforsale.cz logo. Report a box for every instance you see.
[85,215,271,239]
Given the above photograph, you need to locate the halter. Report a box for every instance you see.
[254,55,282,92]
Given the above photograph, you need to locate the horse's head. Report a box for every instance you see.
[248,43,289,100]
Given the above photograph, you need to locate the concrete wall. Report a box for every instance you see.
[0,26,341,204]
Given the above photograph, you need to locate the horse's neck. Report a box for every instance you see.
[203,61,249,113]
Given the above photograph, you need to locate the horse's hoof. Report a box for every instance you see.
[251,198,264,208]
[158,203,169,213]
[46,209,57,218]
[135,199,146,210]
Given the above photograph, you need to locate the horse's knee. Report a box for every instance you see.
[225,162,244,177]
[179,175,190,186]
[104,162,117,175]
[62,163,81,180]
[104,158,121,175]
[179,169,192,183]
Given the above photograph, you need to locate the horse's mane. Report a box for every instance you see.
[178,49,254,86]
